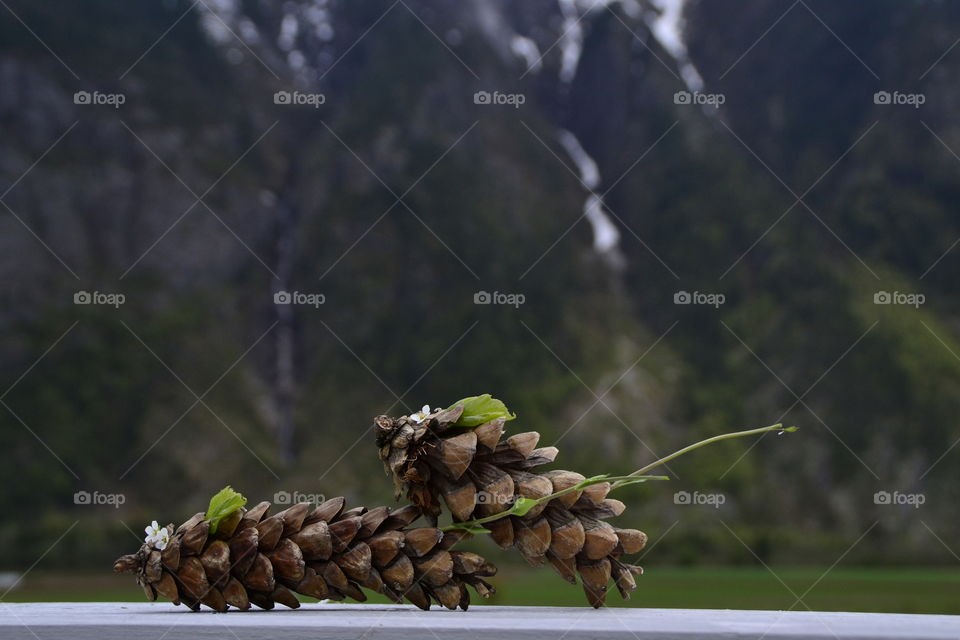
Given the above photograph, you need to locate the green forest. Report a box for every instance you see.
[0,0,957,601]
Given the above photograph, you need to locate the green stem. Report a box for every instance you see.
[441,511,513,532]
[441,422,796,533]
[610,423,793,489]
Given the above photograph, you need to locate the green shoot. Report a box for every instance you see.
[205,486,247,534]
[446,394,517,427]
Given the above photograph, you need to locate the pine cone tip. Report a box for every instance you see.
[113,553,141,574]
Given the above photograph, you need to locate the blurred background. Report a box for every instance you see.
[1,0,958,613]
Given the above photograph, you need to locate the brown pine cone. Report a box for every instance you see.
[374,402,647,607]
[114,494,497,611]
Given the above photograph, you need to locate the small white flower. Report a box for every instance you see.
[144,520,170,549]
[409,404,433,424]
[144,520,162,545]
[154,527,170,551]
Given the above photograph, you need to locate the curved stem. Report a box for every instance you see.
[610,423,792,489]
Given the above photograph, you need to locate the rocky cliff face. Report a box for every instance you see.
[0,0,957,566]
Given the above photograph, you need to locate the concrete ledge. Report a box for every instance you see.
[1,603,958,639]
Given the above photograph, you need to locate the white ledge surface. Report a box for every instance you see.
[1,603,958,639]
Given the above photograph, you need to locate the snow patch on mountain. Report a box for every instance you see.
[553,0,702,91]
[557,0,585,83]
[511,36,543,74]
[558,130,623,258]
[645,0,703,91]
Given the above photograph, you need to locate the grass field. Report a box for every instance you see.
[5,567,958,614]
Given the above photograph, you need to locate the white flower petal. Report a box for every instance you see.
[145,520,164,540]
[144,520,166,546]
[421,404,431,414]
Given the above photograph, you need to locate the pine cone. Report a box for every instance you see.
[375,403,648,608]
[114,496,497,611]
